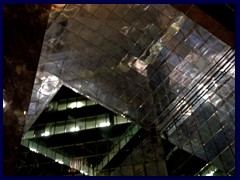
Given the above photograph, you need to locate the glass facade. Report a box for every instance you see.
[21,4,235,176]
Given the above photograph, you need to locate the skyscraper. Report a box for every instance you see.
[3,4,235,176]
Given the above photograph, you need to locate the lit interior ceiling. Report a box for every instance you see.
[24,4,235,174]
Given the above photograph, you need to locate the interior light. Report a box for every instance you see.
[76,101,84,108]
[29,148,38,153]
[55,159,64,164]
[68,102,77,109]
[99,122,110,127]
[70,127,80,132]
[41,131,50,137]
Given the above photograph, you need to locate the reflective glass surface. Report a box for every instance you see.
[25,4,235,174]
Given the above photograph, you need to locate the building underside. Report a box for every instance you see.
[3,4,235,176]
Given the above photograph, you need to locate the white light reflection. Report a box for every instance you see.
[3,99,6,108]
[132,59,148,77]
[55,159,64,164]
[203,93,211,100]
[70,127,80,132]
[99,122,110,127]
[205,171,215,176]
[80,170,88,175]
[38,75,59,96]
[40,76,46,81]
[121,114,126,118]
[198,83,204,90]
[41,131,50,137]
[68,101,84,109]
[29,148,38,153]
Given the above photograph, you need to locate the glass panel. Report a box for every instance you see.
[65,120,76,133]
[67,98,77,109]
[58,99,68,111]
[77,100,86,108]
[55,121,66,134]
[220,147,235,173]
[87,100,95,106]
[86,116,96,129]
[23,130,34,139]
[96,115,110,128]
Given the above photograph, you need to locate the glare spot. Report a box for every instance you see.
[29,148,38,153]
[41,131,50,137]
[55,159,64,164]
[3,100,6,108]
[80,170,88,175]
[99,122,110,127]
[205,170,215,176]
[40,76,46,81]
[70,127,80,132]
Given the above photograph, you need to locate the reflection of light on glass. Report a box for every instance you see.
[99,122,110,127]
[167,16,185,36]
[39,75,59,96]
[71,87,80,93]
[52,4,66,9]
[213,99,222,107]
[55,159,64,164]
[203,94,210,100]
[77,101,84,108]
[80,170,88,175]
[40,76,46,81]
[132,59,148,77]
[205,171,215,176]
[121,114,125,118]
[3,99,6,108]
[24,111,27,115]
[198,84,208,91]
[68,102,76,109]
[198,83,204,90]
[40,83,52,95]
[41,131,50,137]
[172,96,193,127]
[30,148,38,153]
[70,127,80,132]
